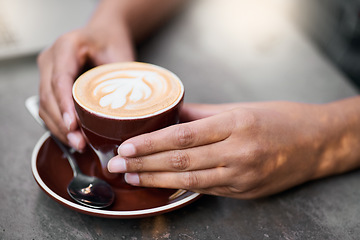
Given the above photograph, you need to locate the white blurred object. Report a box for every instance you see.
[0,0,97,60]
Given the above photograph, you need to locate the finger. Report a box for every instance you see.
[190,187,229,197]
[39,102,85,151]
[124,167,230,190]
[51,36,87,132]
[191,187,244,199]
[66,130,87,151]
[38,44,86,151]
[109,141,229,173]
[39,106,68,143]
[118,112,234,157]
[38,50,69,142]
[180,103,224,122]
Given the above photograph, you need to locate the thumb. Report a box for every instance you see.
[180,103,222,122]
[180,103,244,122]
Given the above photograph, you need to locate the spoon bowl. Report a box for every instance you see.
[51,134,115,209]
[68,173,115,208]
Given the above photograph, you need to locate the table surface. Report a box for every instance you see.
[1,1,359,239]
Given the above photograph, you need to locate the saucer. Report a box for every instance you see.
[31,132,201,218]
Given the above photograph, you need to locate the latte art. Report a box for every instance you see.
[73,62,184,119]
[93,70,167,109]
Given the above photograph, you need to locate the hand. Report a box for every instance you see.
[107,101,356,199]
[37,19,135,151]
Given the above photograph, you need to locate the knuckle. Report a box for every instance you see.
[39,94,46,109]
[143,137,155,152]
[129,157,144,171]
[232,109,258,131]
[53,31,82,54]
[56,32,75,44]
[243,111,257,128]
[51,73,71,89]
[39,92,50,110]
[169,150,190,171]
[174,125,195,147]
[51,76,61,90]
[182,172,200,189]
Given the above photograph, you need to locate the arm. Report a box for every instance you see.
[92,0,184,42]
[311,97,360,178]
[37,0,184,150]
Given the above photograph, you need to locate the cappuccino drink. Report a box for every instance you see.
[73,62,184,187]
[73,62,184,119]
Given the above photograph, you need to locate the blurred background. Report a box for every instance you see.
[0,0,97,60]
[0,0,359,89]
[293,0,360,89]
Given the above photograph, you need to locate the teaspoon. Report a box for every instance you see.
[26,96,115,209]
[51,135,115,208]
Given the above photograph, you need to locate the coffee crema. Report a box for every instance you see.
[73,62,184,119]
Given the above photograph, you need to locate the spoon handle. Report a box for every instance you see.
[50,134,82,176]
[25,95,82,176]
[25,96,46,128]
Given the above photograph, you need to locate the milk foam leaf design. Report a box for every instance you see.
[93,70,166,109]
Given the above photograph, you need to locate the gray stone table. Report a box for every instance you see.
[1,1,359,239]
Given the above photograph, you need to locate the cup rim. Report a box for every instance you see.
[72,62,184,120]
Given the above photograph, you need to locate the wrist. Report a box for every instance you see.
[313,97,360,179]
[82,1,135,62]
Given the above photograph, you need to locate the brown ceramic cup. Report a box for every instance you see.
[72,62,184,188]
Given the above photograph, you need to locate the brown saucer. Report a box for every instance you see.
[31,132,201,218]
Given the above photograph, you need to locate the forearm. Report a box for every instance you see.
[315,96,360,178]
[88,0,184,42]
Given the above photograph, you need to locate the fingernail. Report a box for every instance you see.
[124,173,140,185]
[67,132,80,150]
[63,112,72,131]
[108,157,127,173]
[118,143,136,156]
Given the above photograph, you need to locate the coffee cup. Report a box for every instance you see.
[72,62,184,188]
